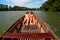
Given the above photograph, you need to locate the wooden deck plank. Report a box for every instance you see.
[2,32,54,38]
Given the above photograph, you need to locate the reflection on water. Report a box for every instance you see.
[0,11,60,36]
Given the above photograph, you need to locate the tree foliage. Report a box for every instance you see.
[0,4,8,11]
[40,0,60,11]
[0,4,40,11]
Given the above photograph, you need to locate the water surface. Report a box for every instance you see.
[0,11,60,36]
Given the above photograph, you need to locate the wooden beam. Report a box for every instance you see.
[2,32,54,38]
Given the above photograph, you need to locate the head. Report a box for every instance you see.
[30,11,33,14]
[30,11,34,16]
[25,11,29,14]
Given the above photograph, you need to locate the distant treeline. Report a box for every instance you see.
[0,4,40,11]
[40,0,60,12]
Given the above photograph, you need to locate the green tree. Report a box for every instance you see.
[40,0,60,11]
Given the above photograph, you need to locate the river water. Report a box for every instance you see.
[0,11,60,36]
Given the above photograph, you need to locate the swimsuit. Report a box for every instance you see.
[30,16,34,20]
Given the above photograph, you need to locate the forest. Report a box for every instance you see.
[40,0,60,11]
[0,4,40,11]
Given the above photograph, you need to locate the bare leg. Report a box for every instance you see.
[26,18,29,25]
[23,18,26,25]
[33,18,36,24]
[30,19,32,25]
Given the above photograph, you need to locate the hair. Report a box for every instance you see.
[30,11,34,14]
[26,11,29,14]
